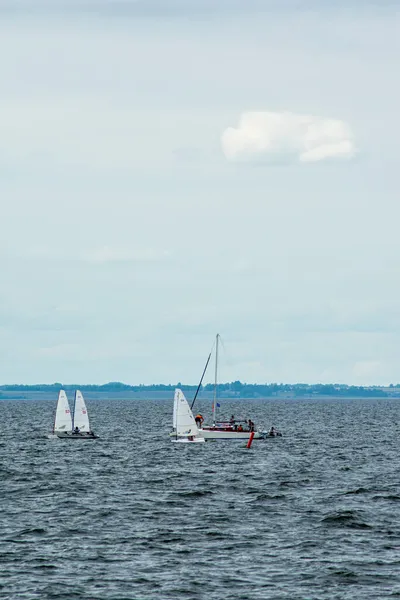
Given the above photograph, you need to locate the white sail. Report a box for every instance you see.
[73,390,90,432]
[54,390,72,433]
[174,388,202,438]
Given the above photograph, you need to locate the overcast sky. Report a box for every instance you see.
[1,0,399,385]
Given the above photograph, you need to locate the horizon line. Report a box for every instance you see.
[1,381,399,389]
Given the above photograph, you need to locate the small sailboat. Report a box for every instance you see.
[53,389,98,439]
[53,390,73,436]
[171,388,205,443]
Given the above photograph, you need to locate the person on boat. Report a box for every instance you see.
[248,419,255,432]
[237,424,243,432]
[195,414,204,427]
[73,426,80,435]
[269,426,282,437]
[229,415,235,425]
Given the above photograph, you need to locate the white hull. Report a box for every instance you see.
[170,429,265,440]
[200,428,264,440]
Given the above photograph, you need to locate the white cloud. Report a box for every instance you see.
[221,111,355,164]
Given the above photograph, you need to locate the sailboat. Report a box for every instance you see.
[171,388,205,443]
[188,334,266,440]
[53,390,72,436]
[53,389,98,439]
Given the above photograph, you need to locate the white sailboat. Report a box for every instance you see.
[171,388,205,443]
[191,334,266,440]
[53,390,73,435]
[53,389,98,439]
[73,390,91,433]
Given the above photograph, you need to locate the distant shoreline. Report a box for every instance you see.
[0,394,398,401]
[0,382,400,401]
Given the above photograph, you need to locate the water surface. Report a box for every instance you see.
[1,397,400,599]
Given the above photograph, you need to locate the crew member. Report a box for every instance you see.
[195,414,204,427]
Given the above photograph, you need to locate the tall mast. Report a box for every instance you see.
[213,333,219,425]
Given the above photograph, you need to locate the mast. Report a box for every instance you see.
[213,333,219,425]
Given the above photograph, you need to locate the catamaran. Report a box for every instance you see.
[171,388,205,443]
[171,334,267,440]
[53,389,98,439]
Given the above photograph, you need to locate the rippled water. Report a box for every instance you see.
[1,397,400,599]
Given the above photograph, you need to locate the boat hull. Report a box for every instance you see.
[169,429,265,440]
[171,437,205,443]
[200,428,265,440]
[54,432,99,440]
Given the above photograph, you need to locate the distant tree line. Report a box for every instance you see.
[0,381,397,397]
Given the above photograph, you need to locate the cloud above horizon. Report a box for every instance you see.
[221,111,355,164]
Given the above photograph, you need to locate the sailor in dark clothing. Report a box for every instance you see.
[268,426,282,437]
[73,426,80,434]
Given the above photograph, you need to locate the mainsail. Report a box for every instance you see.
[174,388,200,437]
[73,390,90,432]
[54,390,72,433]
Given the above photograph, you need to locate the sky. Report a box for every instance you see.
[1,0,400,386]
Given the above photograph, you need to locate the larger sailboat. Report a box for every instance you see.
[171,335,267,440]
[53,389,98,439]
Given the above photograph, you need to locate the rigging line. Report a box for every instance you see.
[190,337,216,410]
[190,352,212,410]
[219,335,234,368]
[218,335,239,387]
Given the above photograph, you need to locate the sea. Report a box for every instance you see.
[1,396,400,600]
